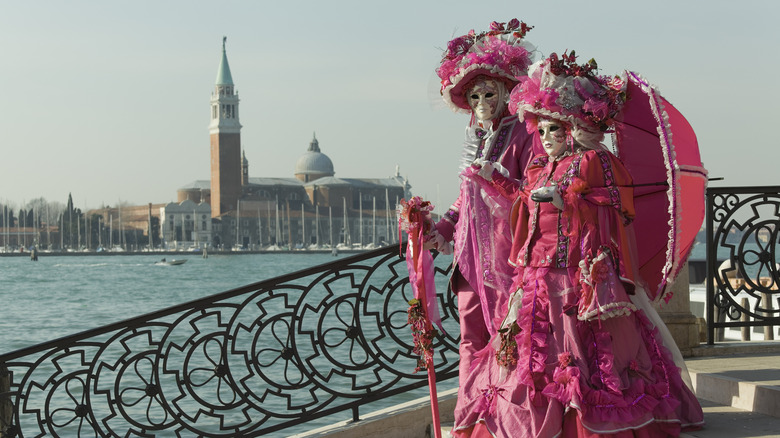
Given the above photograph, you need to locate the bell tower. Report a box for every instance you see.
[209,36,242,218]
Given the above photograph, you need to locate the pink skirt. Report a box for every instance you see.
[452,266,704,438]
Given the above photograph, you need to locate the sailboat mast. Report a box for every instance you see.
[342,197,350,246]
[275,196,281,246]
[385,189,390,245]
[301,203,305,248]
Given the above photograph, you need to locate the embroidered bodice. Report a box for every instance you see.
[509,149,635,271]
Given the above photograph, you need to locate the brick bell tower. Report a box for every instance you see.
[209,36,242,218]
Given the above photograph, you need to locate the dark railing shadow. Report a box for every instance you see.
[706,186,780,344]
[0,245,459,437]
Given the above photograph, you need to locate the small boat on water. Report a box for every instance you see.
[155,258,187,266]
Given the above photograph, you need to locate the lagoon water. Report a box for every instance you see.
[0,240,760,355]
[0,252,344,354]
[1,251,457,436]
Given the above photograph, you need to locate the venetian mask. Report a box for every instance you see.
[467,79,504,122]
[538,118,567,158]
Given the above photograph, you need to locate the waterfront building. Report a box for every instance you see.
[209,36,242,219]
[69,38,415,251]
[159,200,212,250]
[88,203,165,251]
[172,38,412,250]
[178,132,410,249]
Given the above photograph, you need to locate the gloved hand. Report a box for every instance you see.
[423,229,453,255]
[476,161,495,181]
[530,185,564,210]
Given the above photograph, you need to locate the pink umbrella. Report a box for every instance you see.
[614,72,708,303]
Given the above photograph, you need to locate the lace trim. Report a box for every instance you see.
[577,301,638,321]
[593,149,624,215]
[556,154,582,267]
[483,123,513,162]
[626,72,677,303]
[516,104,584,133]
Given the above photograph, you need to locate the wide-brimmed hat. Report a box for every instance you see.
[437,19,535,113]
[510,51,627,148]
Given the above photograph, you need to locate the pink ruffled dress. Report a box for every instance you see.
[452,150,704,437]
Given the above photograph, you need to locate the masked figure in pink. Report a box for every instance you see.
[451,52,704,437]
[431,19,539,401]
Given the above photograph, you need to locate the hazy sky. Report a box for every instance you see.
[1,1,777,214]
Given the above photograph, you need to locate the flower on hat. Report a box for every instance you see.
[510,50,627,147]
[437,19,536,113]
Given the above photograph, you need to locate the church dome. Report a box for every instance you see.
[295,134,334,182]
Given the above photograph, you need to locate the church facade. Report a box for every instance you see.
[160,38,411,250]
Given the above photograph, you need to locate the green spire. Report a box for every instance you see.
[216,36,234,86]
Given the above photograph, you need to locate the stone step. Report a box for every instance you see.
[680,399,780,437]
[442,399,780,438]
[686,350,780,418]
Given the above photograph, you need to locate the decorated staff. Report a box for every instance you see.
[398,196,443,438]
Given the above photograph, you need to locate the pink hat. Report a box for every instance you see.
[437,19,535,113]
[510,51,626,148]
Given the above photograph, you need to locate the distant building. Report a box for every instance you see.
[209,36,242,219]
[87,203,165,251]
[159,200,212,250]
[166,37,412,250]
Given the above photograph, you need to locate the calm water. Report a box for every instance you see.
[0,251,455,436]
[0,252,341,353]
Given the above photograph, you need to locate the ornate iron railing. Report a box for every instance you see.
[706,186,780,344]
[0,246,459,437]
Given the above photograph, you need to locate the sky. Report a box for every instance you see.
[1,1,778,214]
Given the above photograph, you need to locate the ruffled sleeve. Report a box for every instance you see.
[578,149,638,291]
[578,150,635,223]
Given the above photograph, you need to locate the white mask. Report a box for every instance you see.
[467,79,504,122]
[538,119,567,158]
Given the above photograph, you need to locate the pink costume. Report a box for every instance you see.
[451,53,704,437]
[436,115,535,377]
[433,20,537,386]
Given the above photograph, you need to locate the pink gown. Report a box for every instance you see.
[452,149,704,437]
[435,114,536,381]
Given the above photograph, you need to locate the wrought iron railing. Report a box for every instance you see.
[706,185,780,344]
[0,246,459,437]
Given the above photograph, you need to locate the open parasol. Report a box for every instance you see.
[614,72,709,303]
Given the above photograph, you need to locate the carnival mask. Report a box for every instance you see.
[468,79,503,122]
[538,119,567,158]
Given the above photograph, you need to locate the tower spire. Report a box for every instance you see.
[209,37,242,218]
[216,36,234,86]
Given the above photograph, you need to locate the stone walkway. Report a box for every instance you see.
[681,344,780,437]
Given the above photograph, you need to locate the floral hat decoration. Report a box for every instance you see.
[437,19,536,113]
[509,51,627,149]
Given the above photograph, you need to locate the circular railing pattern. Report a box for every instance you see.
[710,191,780,326]
[0,247,458,437]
